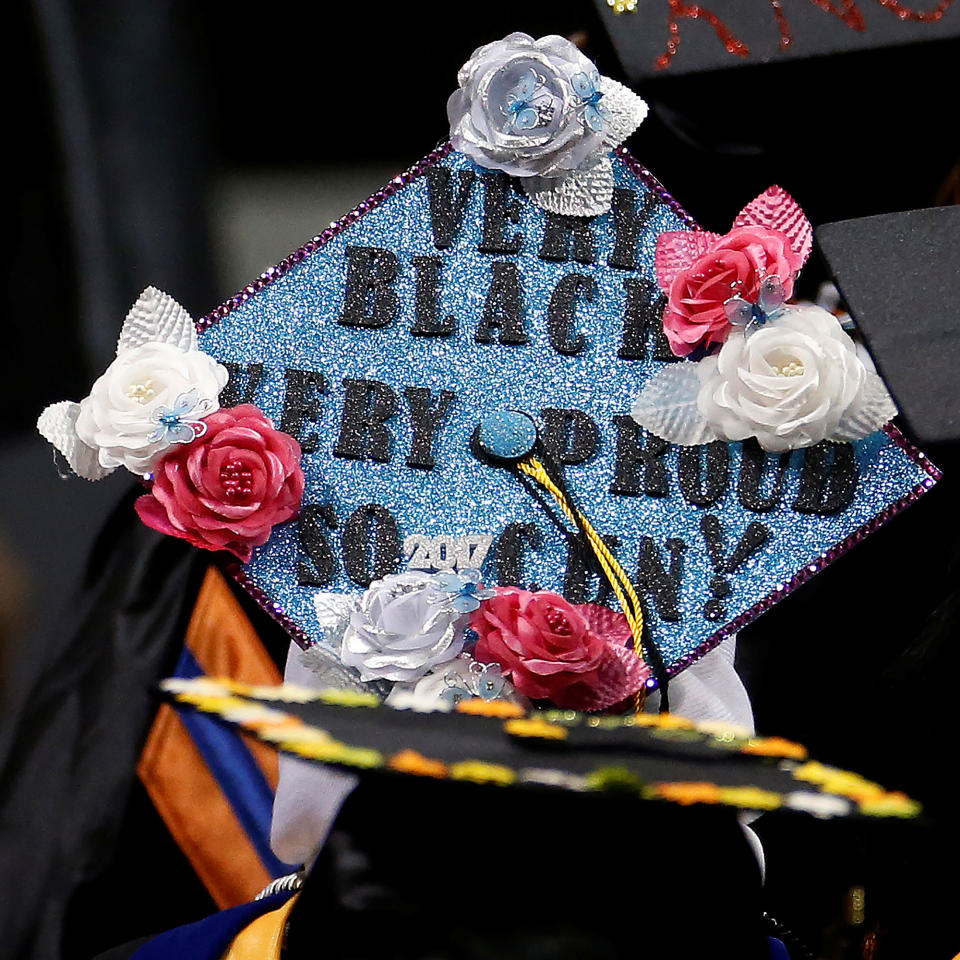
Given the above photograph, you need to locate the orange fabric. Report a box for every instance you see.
[138,704,272,909]
[222,894,298,960]
[183,566,282,788]
[137,566,285,908]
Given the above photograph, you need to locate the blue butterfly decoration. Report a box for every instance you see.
[503,68,552,133]
[722,275,788,338]
[147,389,213,445]
[570,71,607,134]
[439,659,507,704]
[430,568,497,614]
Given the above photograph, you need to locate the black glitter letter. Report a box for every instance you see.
[333,378,398,463]
[220,362,264,406]
[618,278,674,361]
[538,213,596,264]
[280,368,326,455]
[339,245,399,329]
[475,262,529,345]
[297,504,338,587]
[610,416,669,497]
[737,439,791,513]
[495,522,541,588]
[793,442,858,515]
[547,274,592,356]
[678,442,730,508]
[342,504,401,587]
[540,408,600,482]
[608,188,657,271]
[425,167,476,249]
[700,515,770,621]
[403,387,456,469]
[637,537,686,622]
[478,173,522,254]
[563,532,619,605]
[410,256,456,336]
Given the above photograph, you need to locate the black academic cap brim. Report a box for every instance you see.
[816,205,960,447]
[161,677,921,822]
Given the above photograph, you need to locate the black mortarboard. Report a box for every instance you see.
[161,676,922,823]
[816,205,960,447]
[151,675,922,959]
[593,0,960,81]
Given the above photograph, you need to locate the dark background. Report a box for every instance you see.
[4,1,960,957]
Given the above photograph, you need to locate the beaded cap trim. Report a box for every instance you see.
[161,676,921,820]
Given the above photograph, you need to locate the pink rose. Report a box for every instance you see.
[135,404,304,562]
[662,226,802,358]
[470,589,650,711]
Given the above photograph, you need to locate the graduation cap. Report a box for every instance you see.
[38,31,937,718]
[592,0,960,81]
[816,205,960,448]
[160,675,922,822]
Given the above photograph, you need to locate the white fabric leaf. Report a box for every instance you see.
[522,155,614,217]
[833,370,898,442]
[36,401,115,481]
[117,286,196,355]
[631,363,719,446]
[599,75,648,149]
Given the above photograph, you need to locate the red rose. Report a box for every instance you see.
[470,588,650,711]
[135,404,304,562]
[662,226,801,358]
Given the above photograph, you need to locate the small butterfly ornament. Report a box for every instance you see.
[503,68,552,132]
[429,569,497,614]
[439,656,507,704]
[147,389,215,445]
[723,274,788,337]
[570,70,607,134]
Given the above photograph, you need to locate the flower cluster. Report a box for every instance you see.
[38,287,304,560]
[448,32,647,216]
[631,189,897,452]
[339,571,649,713]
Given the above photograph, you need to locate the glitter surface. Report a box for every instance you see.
[198,149,935,673]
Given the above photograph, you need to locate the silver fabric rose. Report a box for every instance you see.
[447,32,647,217]
[340,573,467,683]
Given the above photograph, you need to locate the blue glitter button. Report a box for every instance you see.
[478,410,538,461]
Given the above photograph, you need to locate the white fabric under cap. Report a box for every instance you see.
[269,646,358,866]
[643,637,755,734]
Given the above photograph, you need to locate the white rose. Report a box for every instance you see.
[696,306,866,452]
[74,341,229,475]
[340,573,467,683]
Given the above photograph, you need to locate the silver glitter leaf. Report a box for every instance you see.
[833,371,898,442]
[36,400,115,481]
[631,363,719,446]
[312,592,355,642]
[599,76,648,149]
[117,286,196,356]
[522,155,614,218]
[296,642,370,695]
